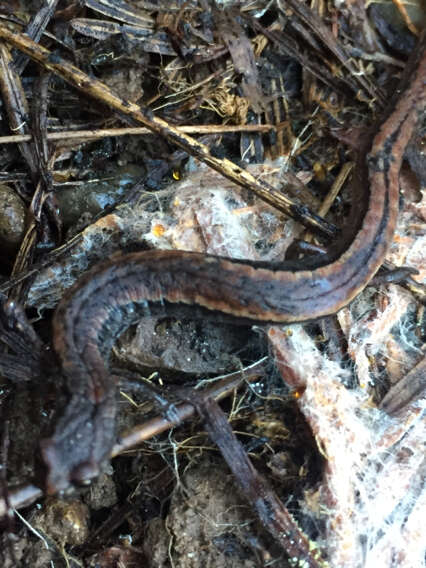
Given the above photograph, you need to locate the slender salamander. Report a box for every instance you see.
[38,37,426,493]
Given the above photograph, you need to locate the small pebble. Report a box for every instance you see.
[0,184,26,252]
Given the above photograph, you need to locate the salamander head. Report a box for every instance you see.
[40,437,101,494]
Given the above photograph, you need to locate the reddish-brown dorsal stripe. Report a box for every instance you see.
[40,39,426,493]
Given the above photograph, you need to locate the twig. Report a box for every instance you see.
[0,24,337,240]
[193,396,327,567]
[379,356,426,415]
[112,358,267,456]
[0,233,83,294]
[0,123,275,145]
[0,359,267,517]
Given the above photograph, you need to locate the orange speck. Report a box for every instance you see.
[152,223,166,237]
[313,162,326,181]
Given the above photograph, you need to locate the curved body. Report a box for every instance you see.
[42,41,426,493]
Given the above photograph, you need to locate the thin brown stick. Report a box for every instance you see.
[0,359,266,517]
[303,160,353,244]
[196,397,327,567]
[0,24,336,239]
[0,233,83,295]
[379,356,426,415]
[112,358,267,456]
[0,124,275,145]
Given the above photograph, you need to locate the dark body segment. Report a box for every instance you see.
[42,40,426,493]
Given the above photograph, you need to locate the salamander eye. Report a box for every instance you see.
[71,461,100,486]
